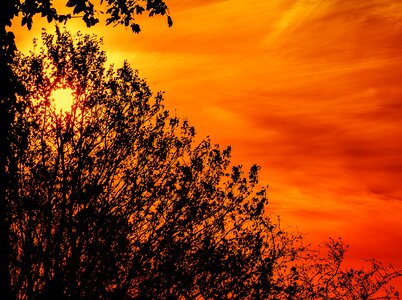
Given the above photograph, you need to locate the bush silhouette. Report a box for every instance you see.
[8,30,401,299]
[2,1,170,297]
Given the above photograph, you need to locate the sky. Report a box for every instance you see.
[13,0,402,285]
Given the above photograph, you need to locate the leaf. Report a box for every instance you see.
[27,19,32,30]
[131,23,141,33]
[66,0,76,7]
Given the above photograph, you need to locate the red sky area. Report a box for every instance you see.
[13,0,402,288]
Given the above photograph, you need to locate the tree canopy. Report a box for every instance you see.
[1,0,171,297]
[8,29,402,299]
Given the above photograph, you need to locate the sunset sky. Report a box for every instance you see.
[13,0,402,284]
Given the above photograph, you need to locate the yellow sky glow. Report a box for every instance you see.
[51,88,75,113]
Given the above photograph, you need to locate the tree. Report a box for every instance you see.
[1,0,171,297]
[9,29,402,299]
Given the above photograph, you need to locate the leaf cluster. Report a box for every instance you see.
[12,0,172,31]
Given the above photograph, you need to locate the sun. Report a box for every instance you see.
[51,88,74,112]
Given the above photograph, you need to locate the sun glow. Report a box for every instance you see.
[51,88,74,112]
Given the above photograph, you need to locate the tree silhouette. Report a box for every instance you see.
[1,0,171,297]
[9,29,401,299]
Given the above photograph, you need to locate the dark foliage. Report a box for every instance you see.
[8,30,402,299]
[1,0,170,297]
[17,0,172,31]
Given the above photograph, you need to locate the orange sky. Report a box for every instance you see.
[13,0,402,286]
